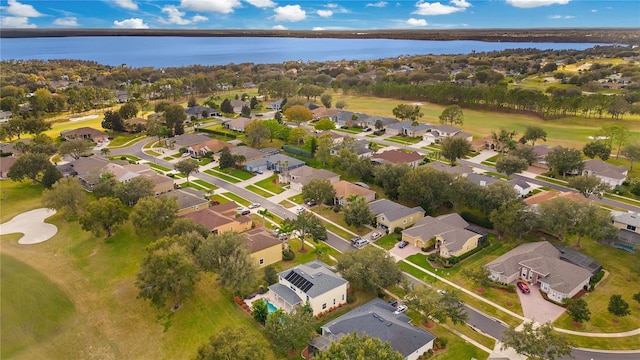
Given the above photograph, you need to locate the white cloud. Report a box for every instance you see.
[53,17,79,26]
[114,0,138,11]
[245,0,276,8]
[450,0,471,8]
[312,27,326,31]
[272,5,306,22]
[6,0,43,17]
[413,1,469,16]
[0,16,36,28]
[272,24,288,30]
[317,10,333,18]
[180,0,241,14]
[407,18,428,26]
[591,9,597,12]
[366,1,388,7]
[327,3,338,8]
[159,6,208,25]
[505,0,570,9]
[548,14,574,19]
[113,18,149,28]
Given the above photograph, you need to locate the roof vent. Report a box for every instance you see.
[387,323,392,326]
[378,317,384,322]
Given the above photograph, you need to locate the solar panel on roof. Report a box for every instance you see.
[285,271,314,293]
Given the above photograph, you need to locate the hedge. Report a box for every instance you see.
[196,128,237,139]
[460,211,494,229]
[282,144,312,158]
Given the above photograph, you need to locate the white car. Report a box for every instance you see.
[393,305,408,314]
[294,206,305,214]
[248,203,260,209]
[370,231,382,240]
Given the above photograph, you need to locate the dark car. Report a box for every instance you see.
[241,210,251,215]
[398,240,409,249]
[388,299,398,307]
[517,281,530,294]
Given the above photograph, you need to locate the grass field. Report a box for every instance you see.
[254,175,286,194]
[192,179,217,191]
[375,233,402,250]
[0,181,278,360]
[1,253,76,359]
[332,93,640,149]
[220,192,251,207]
[246,184,274,198]
[203,169,241,183]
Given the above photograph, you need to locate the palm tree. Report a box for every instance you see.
[101,147,110,158]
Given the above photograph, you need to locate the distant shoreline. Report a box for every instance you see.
[2,28,639,44]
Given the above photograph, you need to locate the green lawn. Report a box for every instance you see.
[1,253,76,359]
[254,175,286,194]
[417,322,489,360]
[246,185,274,198]
[145,150,161,157]
[288,194,304,204]
[107,133,145,147]
[323,222,353,242]
[220,192,251,207]
[204,169,241,183]
[192,179,218,191]
[335,128,363,134]
[311,207,369,237]
[109,154,141,162]
[148,163,171,172]
[483,171,508,179]
[0,181,45,222]
[388,135,422,144]
[209,194,231,204]
[375,233,402,250]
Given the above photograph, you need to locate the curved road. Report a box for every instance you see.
[109,137,640,360]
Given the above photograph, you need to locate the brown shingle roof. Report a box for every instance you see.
[243,228,281,253]
[371,150,422,164]
[333,180,376,200]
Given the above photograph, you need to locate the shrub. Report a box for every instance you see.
[333,205,341,213]
[282,249,294,261]
[394,227,403,234]
[120,156,127,160]
[179,147,187,154]
[460,211,494,229]
[428,254,437,261]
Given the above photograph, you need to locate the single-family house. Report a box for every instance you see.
[369,199,425,231]
[171,188,210,216]
[267,99,284,111]
[225,117,253,132]
[268,260,348,316]
[402,213,484,258]
[611,212,640,250]
[508,178,534,197]
[171,133,213,149]
[532,145,561,169]
[582,159,628,188]
[185,106,220,120]
[333,180,377,206]
[187,138,233,157]
[230,100,249,113]
[183,201,252,234]
[422,125,472,145]
[280,165,340,192]
[229,146,264,163]
[243,227,282,268]
[425,161,472,177]
[386,121,432,137]
[464,173,500,187]
[333,111,363,127]
[60,127,109,143]
[309,298,436,360]
[371,150,423,168]
[311,108,341,122]
[484,241,593,303]
[0,110,12,123]
[147,112,164,122]
[61,156,111,190]
[362,115,398,129]
[0,156,17,178]
[244,154,305,173]
[101,162,174,195]
[123,117,147,133]
[335,139,374,158]
[523,190,589,207]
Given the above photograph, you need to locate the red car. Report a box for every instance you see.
[517,281,530,294]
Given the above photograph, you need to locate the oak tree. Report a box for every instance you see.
[130,195,179,235]
[79,197,128,237]
[301,178,336,206]
[315,332,403,360]
[523,125,547,146]
[343,195,374,230]
[439,105,464,126]
[174,158,199,183]
[336,247,402,291]
[495,155,529,178]
[501,322,573,360]
[194,326,266,360]
[41,176,89,217]
[440,136,471,166]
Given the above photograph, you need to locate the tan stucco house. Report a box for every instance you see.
[368,199,425,231]
[333,180,376,205]
[268,260,348,316]
[243,227,282,268]
[172,188,210,216]
[485,241,594,303]
[402,213,482,258]
[279,165,340,192]
[183,201,252,234]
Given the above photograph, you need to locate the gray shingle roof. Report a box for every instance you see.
[387,121,432,132]
[268,283,302,306]
[368,199,425,222]
[321,298,436,357]
[614,212,640,227]
[277,260,347,298]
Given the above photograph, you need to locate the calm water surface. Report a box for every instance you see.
[0,36,604,68]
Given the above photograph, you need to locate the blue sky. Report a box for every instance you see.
[0,0,638,30]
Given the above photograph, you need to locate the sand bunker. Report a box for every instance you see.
[69,114,99,122]
[0,208,58,244]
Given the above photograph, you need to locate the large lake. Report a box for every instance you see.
[0,36,603,68]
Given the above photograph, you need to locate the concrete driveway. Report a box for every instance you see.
[389,243,422,261]
[516,282,565,323]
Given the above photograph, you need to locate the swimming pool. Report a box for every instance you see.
[266,300,278,313]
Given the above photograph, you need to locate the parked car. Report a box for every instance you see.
[294,206,305,214]
[241,210,251,216]
[370,232,382,240]
[393,305,408,314]
[305,200,317,207]
[353,238,369,248]
[388,299,398,307]
[350,236,362,245]
[517,281,530,294]
[248,203,260,209]
[398,240,409,249]
[210,200,220,205]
